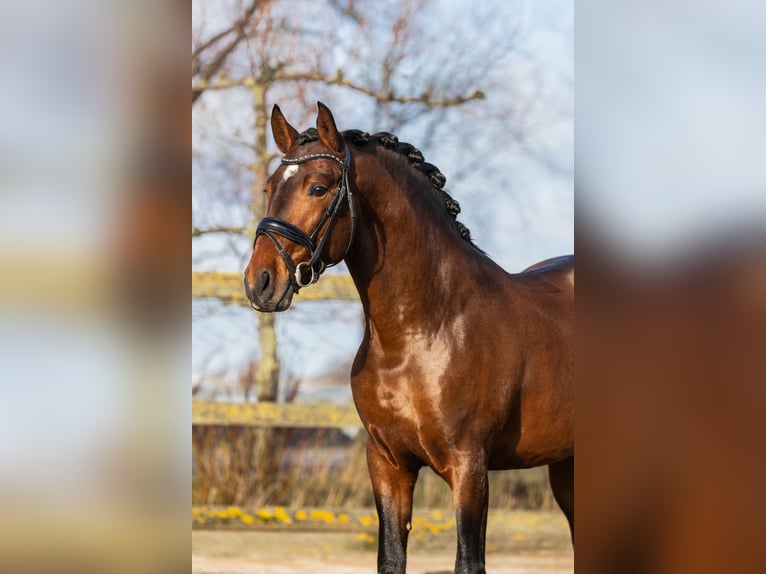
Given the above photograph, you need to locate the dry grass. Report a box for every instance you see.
[193,426,557,511]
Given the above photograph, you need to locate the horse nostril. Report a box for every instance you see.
[260,271,270,293]
[253,269,274,301]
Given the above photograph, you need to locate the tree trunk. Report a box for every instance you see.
[250,81,281,503]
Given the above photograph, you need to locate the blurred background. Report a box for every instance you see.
[0,1,188,573]
[577,2,766,573]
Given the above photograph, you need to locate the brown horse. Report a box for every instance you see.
[244,102,574,574]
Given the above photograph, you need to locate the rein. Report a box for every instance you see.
[254,145,356,294]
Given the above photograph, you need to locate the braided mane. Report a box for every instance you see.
[295,127,473,244]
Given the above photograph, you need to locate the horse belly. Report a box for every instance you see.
[487,394,574,469]
[486,289,573,469]
[487,428,573,469]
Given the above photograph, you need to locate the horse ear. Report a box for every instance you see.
[271,104,299,154]
[316,101,344,154]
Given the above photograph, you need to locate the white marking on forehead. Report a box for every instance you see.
[281,164,299,182]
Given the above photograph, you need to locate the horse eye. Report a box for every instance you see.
[309,184,329,197]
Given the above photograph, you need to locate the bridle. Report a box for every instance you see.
[254,144,356,295]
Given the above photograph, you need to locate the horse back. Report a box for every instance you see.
[522,254,574,288]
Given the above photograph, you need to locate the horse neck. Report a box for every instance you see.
[344,152,475,342]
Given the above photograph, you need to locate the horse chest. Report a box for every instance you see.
[353,367,460,471]
[362,406,455,475]
[353,372,427,430]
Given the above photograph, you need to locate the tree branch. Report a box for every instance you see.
[192,226,248,238]
[325,0,367,28]
[192,0,262,104]
[192,25,239,66]
[193,73,484,107]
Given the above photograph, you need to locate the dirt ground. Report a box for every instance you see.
[192,511,573,574]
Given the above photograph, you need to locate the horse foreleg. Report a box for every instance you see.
[366,441,418,574]
[451,454,489,574]
[548,456,574,543]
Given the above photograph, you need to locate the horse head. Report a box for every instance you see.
[244,102,356,311]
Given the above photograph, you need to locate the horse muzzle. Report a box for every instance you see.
[243,267,294,312]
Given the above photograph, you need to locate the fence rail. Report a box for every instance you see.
[192,271,357,305]
[192,272,365,529]
[192,400,361,429]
